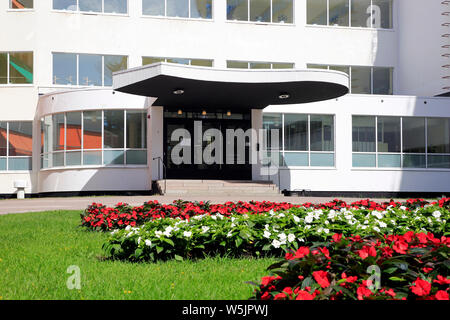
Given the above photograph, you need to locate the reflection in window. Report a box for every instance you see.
[310,115,334,152]
[377,117,400,152]
[4,52,34,84]
[0,121,32,171]
[143,0,165,15]
[351,66,371,94]
[52,113,65,152]
[104,55,128,87]
[167,0,189,17]
[79,54,102,86]
[227,60,294,69]
[143,56,213,67]
[53,0,77,10]
[372,67,393,95]
[351,0,371,27]
[79,0,102,12]
[284,114,308,151]
[329,0,349,26]
[83,111,102,150]
[10,0,33,9]
[191,0,212,19]
[403,118,425,154]
[104,110,124,148]
[0,53,7,84]
[53,0,128,13]
[352,116,375,152]
[227,0,248,21]
[372,0,393,29]
[427,118,450,154]
[250,0,271,23]
[66,112,82,151]
[143,0,212,18]
[104,0,128,14]
[307,0,327,25]
[127,111,147,149]
[262,114,282,151]
[227,0,293,23]
[0,122,7,157]
[272,0,293,23]
[53,53,77,85]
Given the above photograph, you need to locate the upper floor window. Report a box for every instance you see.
[142,56,213,67]
[227,60,294,69]
[142,0,213,19]
[9,0,33,9]
[53,0,128,14]
[227,0,293,24]
[0,121,33,171]
[0,52,33,84]
[52,53,128,86]
[307,0,393,29]
[307,64,393,95]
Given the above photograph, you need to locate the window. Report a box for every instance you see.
[142,56,213,67]
[52,53,128,87]
[0,121,32,171]
[307,64,393,95]
[41,110,147,169]
[227,60,294,69]
[263,113,335,167]
[0,52,33,84]
[53,0,128,14]
[227,0,293,24]
[307,0,393,29]
[9,0,33,9]
[143,0,212,19]
[352,116,450,169]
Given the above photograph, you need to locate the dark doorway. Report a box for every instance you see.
[163,108,252,180]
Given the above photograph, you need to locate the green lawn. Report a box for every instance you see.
[0,210,275,300]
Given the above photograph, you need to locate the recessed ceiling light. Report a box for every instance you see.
[279,93,290,99]
[173,89,184,95]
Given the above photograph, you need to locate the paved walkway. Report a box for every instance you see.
[0,195,405,215]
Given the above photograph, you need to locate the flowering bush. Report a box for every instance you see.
[249,232,450,300]
[102,204,449,262]
[81,198,450,232]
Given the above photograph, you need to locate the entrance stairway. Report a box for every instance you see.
[155,180,280,196]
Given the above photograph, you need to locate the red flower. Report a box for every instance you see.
[380,288,396,298]
[319,247,331,259]
[261,292,271,300]
[313,270,330,289]
[332,233,342,243]
[294,247,310,259]
[295,290,315,300]
[392,240,408,254]
[434,275,450,285]
[274,293,286,300]
[357,285,373,300]
[435,290,449,300]
[285,252,294,260]
[422,267,433,274]
[410,278,431,296]
[341,272,357,283]
[357,245,377,260]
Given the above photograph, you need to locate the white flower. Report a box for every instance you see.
[183,231,192,238]
[272,239,281,248]
[201,226,210,233]
[364,220,369,225]
[155,231,163,238]
[269,210,275,216]
[328,210,336,219]
[227,231,233,238]
[379,221,387,228]
[400,206,407,210]
[317,227,323,233]
[288,234,296,243]
[325,220,329,225]
[110,229,118,235]
[263,230,271,239]
[305,225,311,230]
[298,238,305,242]
[293,215,301,223]
[264,224,270,230]
[211,215,217,220]
[278,233,287,241]
[125,225,131,231]
[372,211,383,219]
[323,228,329,234]
[373,226,381,232]
[432,211,441,218]
[305,216,314,224]
[137,237,142,244]
[145,239,152,246]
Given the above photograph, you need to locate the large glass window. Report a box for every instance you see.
[403,117,425,154]
[104,110,124,149]
[53,53,128,87]
[143,56,213,67]
[372,67,393,95]
[0,121,32,171]
[427,118,450,154]
[352,116,376,153]
[351,66,371,94]
[143,0,212,19]
[9,0,33,9]
[307,0,327,25]
[53,0,128,14]
[227,0,293,24]
[0,52,33,84]
[377,117,400,153]
[143,0,165,15]
[227,60,294,69]
[329,0,349,26]
[191,0,213,19]
[167,0,189,17]
[351,0,371,27]
[284,114,308,151]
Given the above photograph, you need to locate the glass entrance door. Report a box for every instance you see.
[164,109,252,180]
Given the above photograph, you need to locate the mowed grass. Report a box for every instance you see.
[0,210,276,300]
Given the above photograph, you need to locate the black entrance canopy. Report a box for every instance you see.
[113,63,349,109]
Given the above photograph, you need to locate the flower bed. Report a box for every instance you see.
[249,232,450,300]
[81,198,450,232]
[102,204,449,262]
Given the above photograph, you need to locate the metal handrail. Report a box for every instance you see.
[153,156,167,194]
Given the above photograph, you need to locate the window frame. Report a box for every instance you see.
[0,51,34,86]
[0,121,33,172]
[227,60,295,69]
[142,56,214,67]
[52,0,129,16]
[226,0,295,25]
[142,0,214,20]
[8,0,34,10]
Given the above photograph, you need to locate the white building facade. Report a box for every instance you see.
[0,0,449,197]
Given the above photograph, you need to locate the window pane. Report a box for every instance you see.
[83,111,102,149]
[79,0,102,12]
[10,0,33,9]
[377,116,400,152]
[53,0,77,10]
[126,150,147,165]
[307,64,328,70]
[272,62,294,69]
[9,52,33,84]
[311,153,334,167]
[428,155,450,169]
[66,112,82,150]
[52,114,65,152]
[66,151,81,166]
[352,116,375,152]
[284,114,308,151]
[166,58,190,65]
[8,122,32,157]
[127,111,147,149]
[372,0,393,29]
[307,0,327,25]
[190,0,212,19]
[427,118,450,154]
[263,113,282,151]
[52,152,64,167]
[283,152,309,166]
[272,0,293,23]
[329,0,349,26]
[42,116,52,153]
[227,0,248,21]
[0,53,7,84]
[104,55,127,87]
[8,157,32,170]
[0,158,6,170]
[104,150,125,165]
[0,122,8,156]
[351,66,371,94]
[250,62,271,69]
[310,115,334,151]
[351,0,371,27]
[167,0,189,17]
[378,154,401,168]
[104,0,127,14]
[104,110,124,148]
[143,0,165,15]
[53,53,77,85]
[190,59,213,67]
[250,0,270,22]
[403,117,425,153]
[373,67,393,95]
[403,154,426,168]
[227,61,248,69]
[142,57,165,65]
[83,150,102,165]
[79,54,102,86]
[353,153,376,167]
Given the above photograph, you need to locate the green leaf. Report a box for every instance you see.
[235,236,243,248]
[174,254,183,261]
[156,246,164,254]
[384,267,398,274]
[389,276,406,282]
[164,238,175,246]
[262,244,272,251]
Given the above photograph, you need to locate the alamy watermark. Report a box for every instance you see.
[66,265,81,290]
